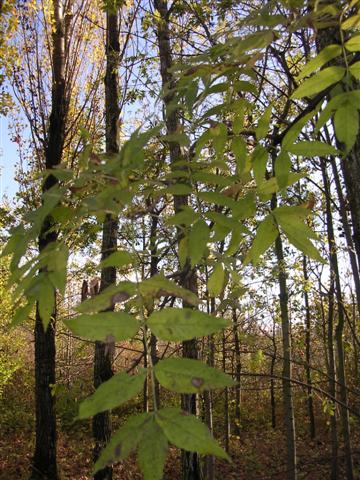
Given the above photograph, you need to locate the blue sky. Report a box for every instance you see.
[0,115,18,201]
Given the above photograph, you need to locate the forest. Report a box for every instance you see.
[0,0,360,479]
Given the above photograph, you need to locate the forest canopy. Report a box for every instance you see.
[1,1,360,479]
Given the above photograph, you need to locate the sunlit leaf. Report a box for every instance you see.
[148,308,229,341]
[154,358,235,393]
[65,312,139,342]
[292,66,345,99]
[156,407,230,460]
[78,370,146,419]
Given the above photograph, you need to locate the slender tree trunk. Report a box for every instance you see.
[272,190,297,480]
[302,256,316,439]
[270,317,277,429]
[321,160,354,480]
[149,211,160,408]
[93,9,120,480]
[232,308,241,436]
[153,1,199,477]
[222,331,230,454]
[30,1,68,478]
[204,298,215,480]
[329,156,360,314]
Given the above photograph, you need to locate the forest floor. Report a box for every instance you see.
[1,417,357,479]
[1,363,359,479]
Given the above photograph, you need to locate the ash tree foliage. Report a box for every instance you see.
[2,0,360,479]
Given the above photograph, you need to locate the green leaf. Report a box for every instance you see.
[275,152,291,189]
[140,274,199,306]
[148,308,229,341]
[178,236,188,269]
[138,420,168,480]
[232,192,256,219]
[208,263,226,297]
[244,215,278,266]
[206,211,239,230]
[38,279,55,329]
[188,219,210,266]
[48,244,69,296]
[93,412,152,473]
[273,209,324,262]
[156,408,230,460]
[198,191,238,210]
[77,282,136,313]
[296,45,342,80]
[64,312,139,342]
[292,66,345,99]
[154,358,234,393]
[334,105,359,152]
[257,177,279,197]
[287,141,338,157]
[349,60,360,79]
[99,250,133,269]
[78,370,146,419]
[255,104,272,140]
[282,109,319,150]
[162,132,189,147]
[167,207,200,227]
[345,34,360,52]
[192,172,234,188]
[165,184,193,195]
[342,13,360,29]
[210,123,228,159]
[252,145,268,185]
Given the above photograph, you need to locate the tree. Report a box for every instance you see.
[92,4,121,480]
[30,1,68,477]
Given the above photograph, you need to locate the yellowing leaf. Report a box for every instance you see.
[292,66,345,99]
[296,45,342,80]
[345,34,360,52]
[208,263,226,297]
[342,14,360,30]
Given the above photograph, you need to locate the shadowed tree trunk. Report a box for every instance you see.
[302,256,316,439]
[92,7,120,480]
[232,308,241,436]
[30,1,69,479]
[271,186,297,480]
[321,159,354,480]
[153,1,199,477]
[270,315,277,429]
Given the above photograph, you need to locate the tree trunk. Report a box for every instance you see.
[272,190,297,480]
[93,8,120,480]
[232,308,241,436]
[30,1,68,478]
[222,331,230,454]
[153,1,199,477]
[329,155,360,314]
[302,256,316,439]
[270,317,277,429]
[321,160,354,480]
